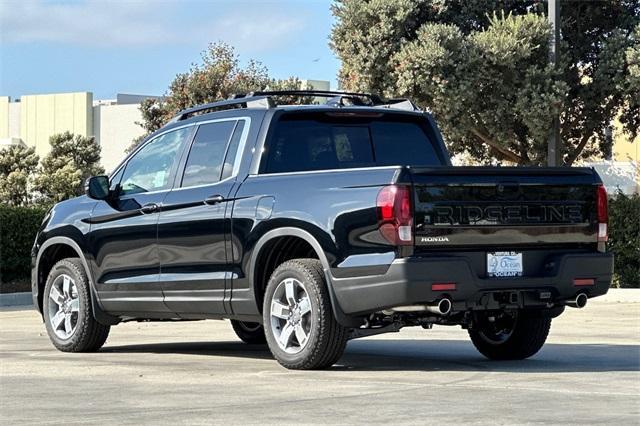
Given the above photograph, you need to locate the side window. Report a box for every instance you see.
[119,127,189,196]
[264,120,374,173]
[262,115,443,173]
[181,121,236,187]
[221,120,246,180]
[370,121,440,166]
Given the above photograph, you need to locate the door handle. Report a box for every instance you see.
[204,194,226,205]
[140,203,159,214]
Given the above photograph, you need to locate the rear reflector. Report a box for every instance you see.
[573,278,595,286]
[432,282,457,291]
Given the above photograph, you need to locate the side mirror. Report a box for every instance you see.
[85,175,110,200]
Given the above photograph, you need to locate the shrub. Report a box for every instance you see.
[608,192,640,288]
[34,132,103,204]
[0,145,39,206]
[0,204,48,289]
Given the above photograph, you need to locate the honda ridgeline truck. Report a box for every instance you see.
[31,91,613,369]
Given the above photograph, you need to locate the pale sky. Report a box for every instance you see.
[0,0,340,100]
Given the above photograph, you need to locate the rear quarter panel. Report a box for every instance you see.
[229,167,402,314]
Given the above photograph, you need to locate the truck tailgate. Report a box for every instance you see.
[411,167,601,249]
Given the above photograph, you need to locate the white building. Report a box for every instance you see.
[0,92,157,172]
[1,81,332,173]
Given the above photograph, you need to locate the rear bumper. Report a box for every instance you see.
[330,252,613,315]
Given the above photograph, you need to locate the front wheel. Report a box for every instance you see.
[263,259,348,370]
[468,310,551,360]
[43,258,110,352]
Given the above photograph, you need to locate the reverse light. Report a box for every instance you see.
[596,184,608,242]
[377,185,413,245]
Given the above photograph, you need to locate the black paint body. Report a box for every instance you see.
[31,106,613,326]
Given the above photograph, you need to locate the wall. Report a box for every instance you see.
[611,113,640,191]
[612,118,639,164]
[8,102,20,139]
[0,96,8,138]
[93,103,146,172]
[20,92,93,157]
[0,97,23,148]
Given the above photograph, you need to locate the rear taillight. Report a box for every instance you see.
[596,184,608,242]
[377,185,413,245]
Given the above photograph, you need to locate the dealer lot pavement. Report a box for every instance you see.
[1,297,638,425]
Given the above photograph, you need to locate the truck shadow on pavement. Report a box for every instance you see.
[338,339,640,373]
[102,339,640,373]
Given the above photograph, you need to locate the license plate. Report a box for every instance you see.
[487,251,523,277]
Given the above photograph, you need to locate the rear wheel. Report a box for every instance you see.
[230,320,266,344]
[263,259,348,370]
[468,310,551,360]
[43,258,110,352]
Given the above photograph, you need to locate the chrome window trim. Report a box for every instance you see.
[250,165,401,178]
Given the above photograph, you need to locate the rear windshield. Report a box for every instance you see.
[261,113,443,174]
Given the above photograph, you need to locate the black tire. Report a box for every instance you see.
[43,258,110,352]
[262,259,348,370]
[468,310,551,360]
[230,320,267,344]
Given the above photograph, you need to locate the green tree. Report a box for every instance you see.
[34,132,104,203]
[331,0,640,165]
[621,23,640,137]
[0,144,39,206]
[130,42,311,152]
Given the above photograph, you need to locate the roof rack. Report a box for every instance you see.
[168,90,420,123]
[249,89,384,105]
[167,96,275,123]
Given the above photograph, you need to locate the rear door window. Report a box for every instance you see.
[181,120,236,187]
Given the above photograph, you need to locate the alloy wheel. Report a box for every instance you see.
[47,274,80,340]
[269,278,312,354]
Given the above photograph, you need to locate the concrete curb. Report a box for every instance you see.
[0,292,33,307]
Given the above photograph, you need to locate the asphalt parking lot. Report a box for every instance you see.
[1,296,638,425]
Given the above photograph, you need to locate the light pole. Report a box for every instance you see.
[547,0,562,166]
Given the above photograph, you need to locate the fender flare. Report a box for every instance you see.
[249,227,361,327]
[35,236,120,325]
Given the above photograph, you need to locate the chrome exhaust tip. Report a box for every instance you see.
[425,298,452,316]
[386,298,453,315]
[566,293,588,309]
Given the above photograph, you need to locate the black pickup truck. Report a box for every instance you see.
[32,91,613,369]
